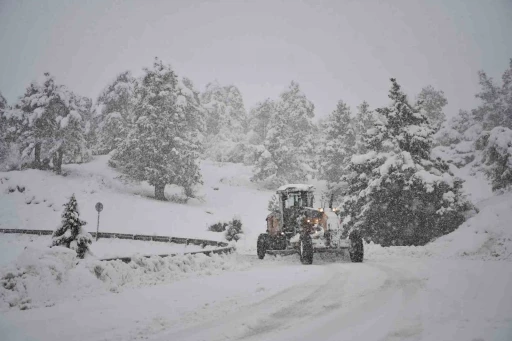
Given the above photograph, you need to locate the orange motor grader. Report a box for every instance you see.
[257,184,363,264]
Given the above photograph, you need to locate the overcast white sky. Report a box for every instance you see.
[1,0,511,119]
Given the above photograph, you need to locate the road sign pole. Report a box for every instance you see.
[96,212,100,241]
[95,202,103,241]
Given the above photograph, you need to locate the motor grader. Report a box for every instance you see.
[257,184,363,264]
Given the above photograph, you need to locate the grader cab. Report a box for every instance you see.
[257,184,363,264]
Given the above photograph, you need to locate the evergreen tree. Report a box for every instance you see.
[110,58,203,200]
[434,60,512,171]
[13,73,89,172]
[52,194,92,259]
[252,82,316,187]
[0,91,7,143]
[319,100,356,206]
[353,101,375,152]
[249,98,276,144]
[0,91,6,112]
[95,71,136,154]
[483,126,512,191]
[200,81,248,162]
[50,92,91,173]
[417,85,448,131]
[16,75,63,168]
[342,78,469,246]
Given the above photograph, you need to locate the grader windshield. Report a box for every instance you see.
[283,191,314,209]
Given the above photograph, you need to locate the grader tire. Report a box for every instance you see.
[299,234,313,265]
[257,234,268,259]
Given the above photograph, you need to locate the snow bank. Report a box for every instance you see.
[0,245,103,311]
[0,244,249,311]
[91,252,250,290]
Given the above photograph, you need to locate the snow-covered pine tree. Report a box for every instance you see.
[416,85,448,132]
[15,75,62,168]
[434,60,512,177]
[200,82,248,162]
[341,78,469,246]
[252,82,316,188]
[473,60,512,131]
[483,127,512,191]
[52,194,92,259]
[95,71,136,154]
[12,73,90,172]
[0,91,7,144]
[0,92,12,167]
[353,101,375,153]
[0,91,5,112]
[109,58,203,200]
[249,98,276,144]
[319,100,356,207]
[50,92,91,174]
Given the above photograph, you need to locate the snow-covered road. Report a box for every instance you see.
[2,254,511,341]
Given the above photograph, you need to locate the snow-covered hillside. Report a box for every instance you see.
[0,155,274,251]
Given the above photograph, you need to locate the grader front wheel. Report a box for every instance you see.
[299,234,313,265]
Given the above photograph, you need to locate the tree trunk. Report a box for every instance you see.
[54,148,63,175]
[184,185,194,199]
[155,183,166,201]
[329,192,334,209]
[34,142,41,169]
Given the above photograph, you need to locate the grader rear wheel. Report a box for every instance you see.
[257,234,268,259]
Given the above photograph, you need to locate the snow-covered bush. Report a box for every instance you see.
[208,221,228,232]
[225,219,243,242]
[51,194,92,259]
[207,218,244,241]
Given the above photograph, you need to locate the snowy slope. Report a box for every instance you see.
[0,155,273,251]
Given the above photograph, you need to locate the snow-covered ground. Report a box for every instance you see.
[1,156,511,340]
[0,155,273,251]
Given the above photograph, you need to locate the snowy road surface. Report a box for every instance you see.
[2,255,511,341]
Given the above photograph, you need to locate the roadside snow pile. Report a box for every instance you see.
[0,244,248,311]
[366,191,512,261]
[90,252,250,290]
[0,245,103,311]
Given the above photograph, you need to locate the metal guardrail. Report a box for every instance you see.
[0,228,235,263]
